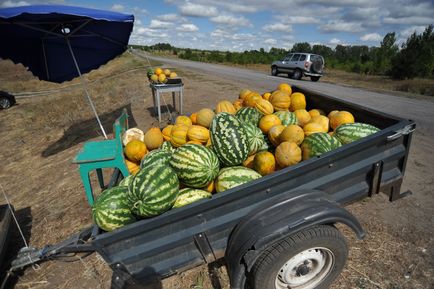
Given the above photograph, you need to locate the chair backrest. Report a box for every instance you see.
[113,109,129,158]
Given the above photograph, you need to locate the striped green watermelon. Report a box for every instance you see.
[216,166,262,193]
[301,132,342,160]
[92,186,135,232]
[128,165,179,217]
[170,144,220,188]
[119,175,134,188]
[274,111,298,126]
[236,107,262,126]
[243,122,268,155]
[210,113,249,166]
[140,149,171,169]
[160,141,176,153]
[172,188,212,208]
[334,122,380,144]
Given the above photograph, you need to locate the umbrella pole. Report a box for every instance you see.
[65,37,108,139]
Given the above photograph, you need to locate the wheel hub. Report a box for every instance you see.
[275,247,334,289]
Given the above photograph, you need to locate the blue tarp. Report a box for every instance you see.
[0,5,134,83]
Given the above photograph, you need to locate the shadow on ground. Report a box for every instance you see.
[41,104,137,158]
[1,206,32,289]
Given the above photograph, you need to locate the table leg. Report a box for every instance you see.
[157,90,161,123]
[179,88,183,115]
[151,88,157,115]
[172,92,176,112]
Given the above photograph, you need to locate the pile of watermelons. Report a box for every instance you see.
[93,83,380,232]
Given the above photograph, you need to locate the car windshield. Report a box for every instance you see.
[283,54,293,61]
[291,54,301,61]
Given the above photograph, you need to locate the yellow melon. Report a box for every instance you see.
[187,125,210,144]
[158,73,167,83]
[204,180,215,193]
[242,154,255,169]
[262,92,271,101]
[196,108,215,128]
[255,99,274,115]
[143,127,164,150]
[150,74,158,83]
[277,83,292,95]
[233,99,243,111]
[186,140,203,145]
[124,140,147,162]
[253,151,276,176]
[294,109,311,126]
[170,124,189,147]
[163,69,171,77]
[176,115,193,127]
[328,110,339,118]
[239,89,252,100]
[259,114,282,134]
[279,124,304,145]
[290,92,306,111]
[330,111,355,130]
[303,122,324,136]
[190,112,198,125]
[268,124,286,147]
[154,67,163,75]
[216,100,236,114]
[308,109,326,118]
[309,115,329,132]
[162,125,173,141]
[125,159,140,175]
[122,128,145,146]
[169,72,178,78]
[270,91,291,111]
[275,142,302,168]
[244,92,262,107]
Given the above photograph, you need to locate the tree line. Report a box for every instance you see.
[132,25,433,79]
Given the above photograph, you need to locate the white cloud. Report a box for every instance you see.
[282,16,320,24]
[400,25,427,37]
[263,23,293,32]
[329,38,341,45]
[264,38,277,45]
[383,16,433,25]
[0,1,29,7]
[111,4,124,12]
[210,14,251,27]
[136,27,168,38]
[156,13,182,22]
[320,20,364,33]
[179,3,219,17]
[176,23,199,32]
[149,19,173,29]
[360,33,382,41]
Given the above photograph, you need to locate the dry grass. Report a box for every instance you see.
[1,52,432,289]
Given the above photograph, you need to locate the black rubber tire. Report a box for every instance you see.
[249,225,348,289]
[292,69,302,80]
[271,66,278,76]
[310,76,320,82]
[0,97,11,109]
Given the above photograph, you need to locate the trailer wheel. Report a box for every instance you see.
[249,225,348,289]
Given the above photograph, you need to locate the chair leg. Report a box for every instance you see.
[96,168,105,189]
[79,168,95,206]
[118,163,130,179]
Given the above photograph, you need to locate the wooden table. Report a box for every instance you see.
[150,83,184,123]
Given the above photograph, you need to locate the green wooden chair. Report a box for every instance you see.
[73,109,130,206]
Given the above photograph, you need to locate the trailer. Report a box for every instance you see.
[5,86,415,289]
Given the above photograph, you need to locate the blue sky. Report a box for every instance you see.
[1,0,433,51]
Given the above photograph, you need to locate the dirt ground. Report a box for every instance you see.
[0,53,433,289]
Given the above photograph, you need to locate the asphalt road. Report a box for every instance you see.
[147,54,434,131]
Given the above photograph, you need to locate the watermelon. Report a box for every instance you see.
[160,141,176,153]
[243,122,268,155]
[170,144,219,188]
[128,165,179,217]
[274,111,298,126]
[172,188,212,208]
[92,186,135,232]
[211,113,250,166]
[236,107,262,126]
[334,122,380,144]
[140,149,171,169]
[301,132,342,160]
[119,175,134,188]
[216,166,262,193]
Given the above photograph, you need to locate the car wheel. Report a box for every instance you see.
[0,97,11,109]
[271,66,278,76]
[310,76,320,82]
[292,69,302,80]
[249,225,348,289]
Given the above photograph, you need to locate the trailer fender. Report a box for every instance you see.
[224,189,364,289]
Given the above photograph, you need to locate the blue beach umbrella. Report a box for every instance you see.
[0,5,134,138]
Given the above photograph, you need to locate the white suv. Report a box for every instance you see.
[271,53,324,82]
